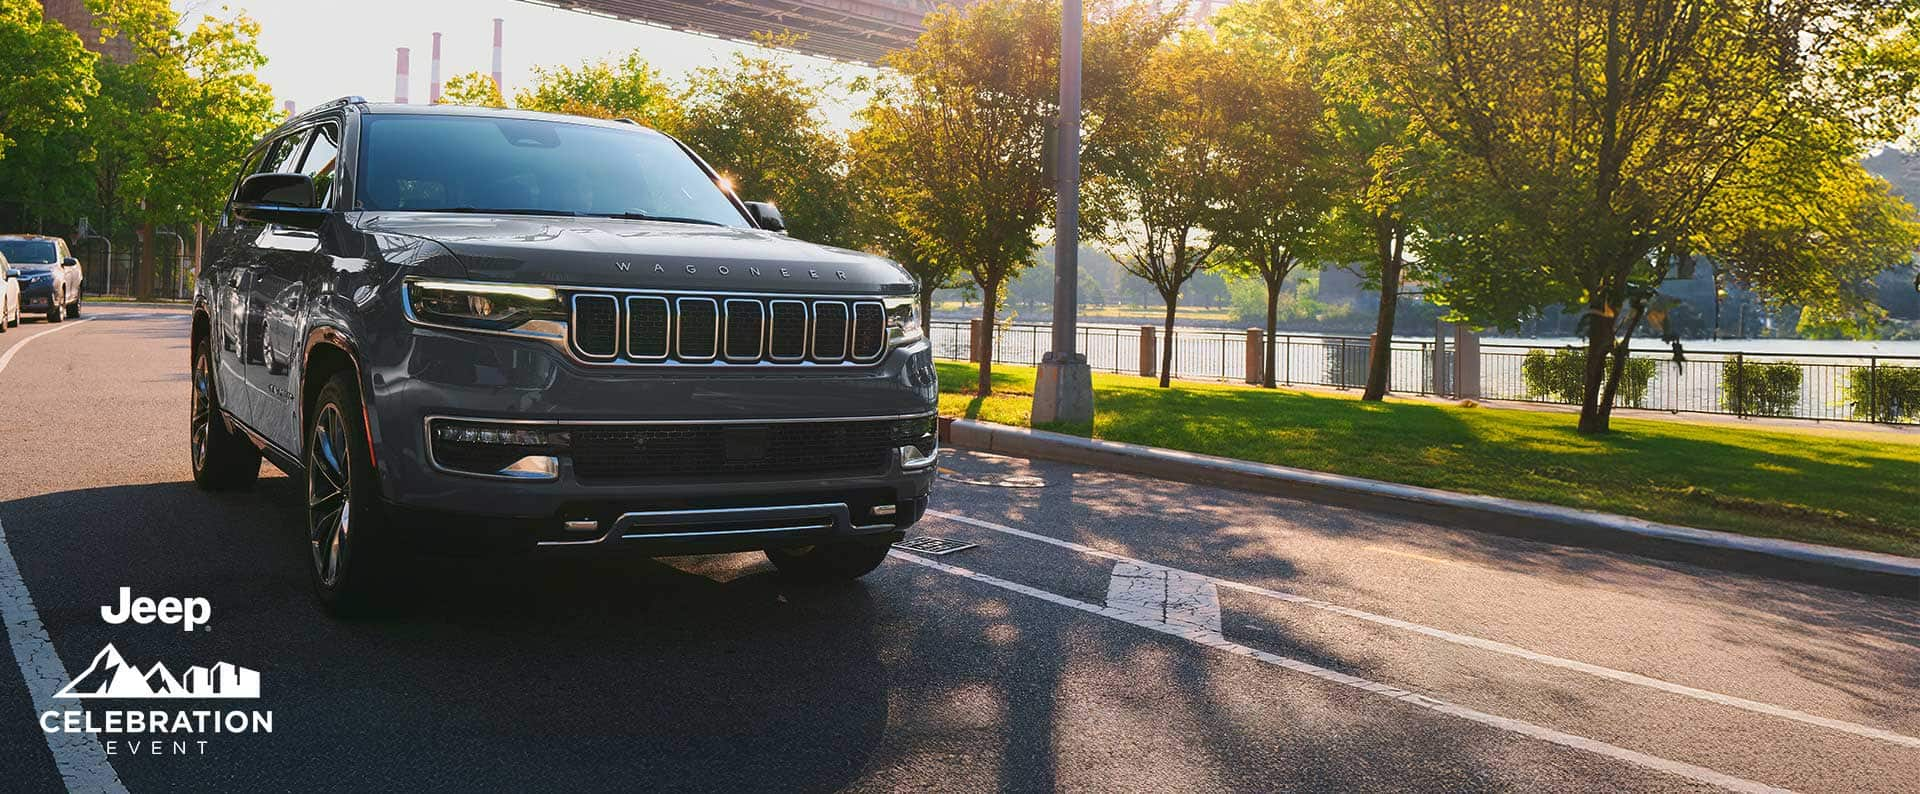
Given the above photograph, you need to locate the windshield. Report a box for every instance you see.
[355,114,750,228]
[0,240,58,265]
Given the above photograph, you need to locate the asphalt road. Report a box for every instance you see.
[1,306,1915,793]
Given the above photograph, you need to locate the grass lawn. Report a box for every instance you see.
[937,361,1920,558]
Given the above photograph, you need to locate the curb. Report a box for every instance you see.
[938,418,1920,599]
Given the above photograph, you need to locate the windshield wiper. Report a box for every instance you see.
[590,211,727,227]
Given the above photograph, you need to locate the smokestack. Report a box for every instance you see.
[395,47,410,104]
[283,100,295,118]
[430,32,443,104]
[491,18,504,94]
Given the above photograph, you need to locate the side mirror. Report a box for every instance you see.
[60,257,78,267]
[233,172,327,230]
[744,201,786,233]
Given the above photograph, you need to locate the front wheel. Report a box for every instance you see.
[306,371,393,616]
[45,298,61,323]
[65,298,79,318]
[190,344,260,490]
[765,539,893,582]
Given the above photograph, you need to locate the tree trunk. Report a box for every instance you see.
[1159,294,1178,389]
[1362,223,1403,401]
[1596,301,1649,425]
[917,283,936,345]
[1576,298,1617,434]
[1263,277,1280,388]
[976,280,998,396]
[134,223,155,301]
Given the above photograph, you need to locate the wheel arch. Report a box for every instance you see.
[301,326,372,467]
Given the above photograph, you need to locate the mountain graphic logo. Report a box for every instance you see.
[54,644,260,699]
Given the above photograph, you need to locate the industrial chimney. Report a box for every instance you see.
[491,18,504,94]
[430,32,443,104]
[395,47,410,104]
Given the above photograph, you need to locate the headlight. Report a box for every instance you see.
[884,296,923,345]
[404,278,566,339]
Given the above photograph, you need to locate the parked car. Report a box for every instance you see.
[0,235,83,322]
[1,256,20,332]
[190,97,938,615]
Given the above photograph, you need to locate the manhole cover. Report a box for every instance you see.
[893,537,978,555]
[938,471,1049,488]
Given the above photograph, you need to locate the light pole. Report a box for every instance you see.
[1032,0,1095,424]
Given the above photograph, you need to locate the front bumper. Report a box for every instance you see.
[18,282,54,307]
[359,314,940,553]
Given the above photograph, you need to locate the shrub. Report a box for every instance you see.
[1720,360,1803,416]
[1845,364,1920,423]
[1521,348,1656,407]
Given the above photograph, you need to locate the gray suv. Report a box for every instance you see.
[191,98,938,614]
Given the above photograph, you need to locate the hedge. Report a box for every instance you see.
[1522,348,1656,408]
[1846,364,1920,423]
[1720,360,1803,417]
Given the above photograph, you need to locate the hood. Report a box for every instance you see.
[356,212,912,295]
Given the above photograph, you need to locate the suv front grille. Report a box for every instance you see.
[567,417,934,482]
[570,291,886,366]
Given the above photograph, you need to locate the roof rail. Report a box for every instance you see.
[613,118,640,126]
[307,95,367,114]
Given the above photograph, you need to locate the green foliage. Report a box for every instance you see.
[513,51,679,127]
[1720,361,1804,417]
[1226,275,1350,326]
[0,1,97,160]
[1846,364,1920,423]
[439,71,504,108]
[677,44,853,246]
[1522,349,1655,408]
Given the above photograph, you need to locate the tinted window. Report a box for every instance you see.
[0,240,58,264]
[265,129,308,174]
[299,123,340,205]
[355,114,749,227]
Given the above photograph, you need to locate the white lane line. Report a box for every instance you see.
[927,509,1920,750]
[0,520,128,793]
[891,550,1792,794]
[0,318,93,376]
[1106,561,1222,633]
[0,318,127,791]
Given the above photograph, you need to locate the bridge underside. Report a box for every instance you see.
[526,0,941,63]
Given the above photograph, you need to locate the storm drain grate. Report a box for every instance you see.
[892,537,978,555]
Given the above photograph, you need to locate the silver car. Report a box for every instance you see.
[0,254,20,332]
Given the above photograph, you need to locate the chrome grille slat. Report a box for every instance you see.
[565,291,892,366]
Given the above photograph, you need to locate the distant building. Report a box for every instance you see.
[40,0,132,65]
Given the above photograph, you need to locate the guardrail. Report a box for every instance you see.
[929,319,1920,425]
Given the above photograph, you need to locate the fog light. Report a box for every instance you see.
[433,422,571,448]
[871,504,897,517]
[898,442,937,469]
[563,519,600,533]
[498,455,559,479]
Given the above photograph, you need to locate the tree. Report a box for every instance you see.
[869,0,1173,395]
[1212,0,1331,388]
[678,44,854,245]
[439,71,504,108]
[514,51,679,127]
[0,2,99,230]
[88,0,277,298]
[1359,0,1920,432]
[848,104,962,326]
[1089,31,1238,388]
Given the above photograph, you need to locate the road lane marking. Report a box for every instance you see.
[892,550,1792,794]
[0,318,93,377]
[1106,562,1222,633]
[0,519,128,793]
[927,509,1920,750]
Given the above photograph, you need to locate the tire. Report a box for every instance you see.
[190,344,260,491]
[765,539,893,582]
[45,293,61,323]
[65,299,78,318]
[305,370,393,617]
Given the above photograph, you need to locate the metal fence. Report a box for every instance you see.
[930,319,1920,425]
[71,236,197,301]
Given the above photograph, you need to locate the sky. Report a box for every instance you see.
[173,0,876,129]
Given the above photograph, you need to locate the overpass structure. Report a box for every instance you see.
[520,0,943,63]
[520,0,1229,63]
